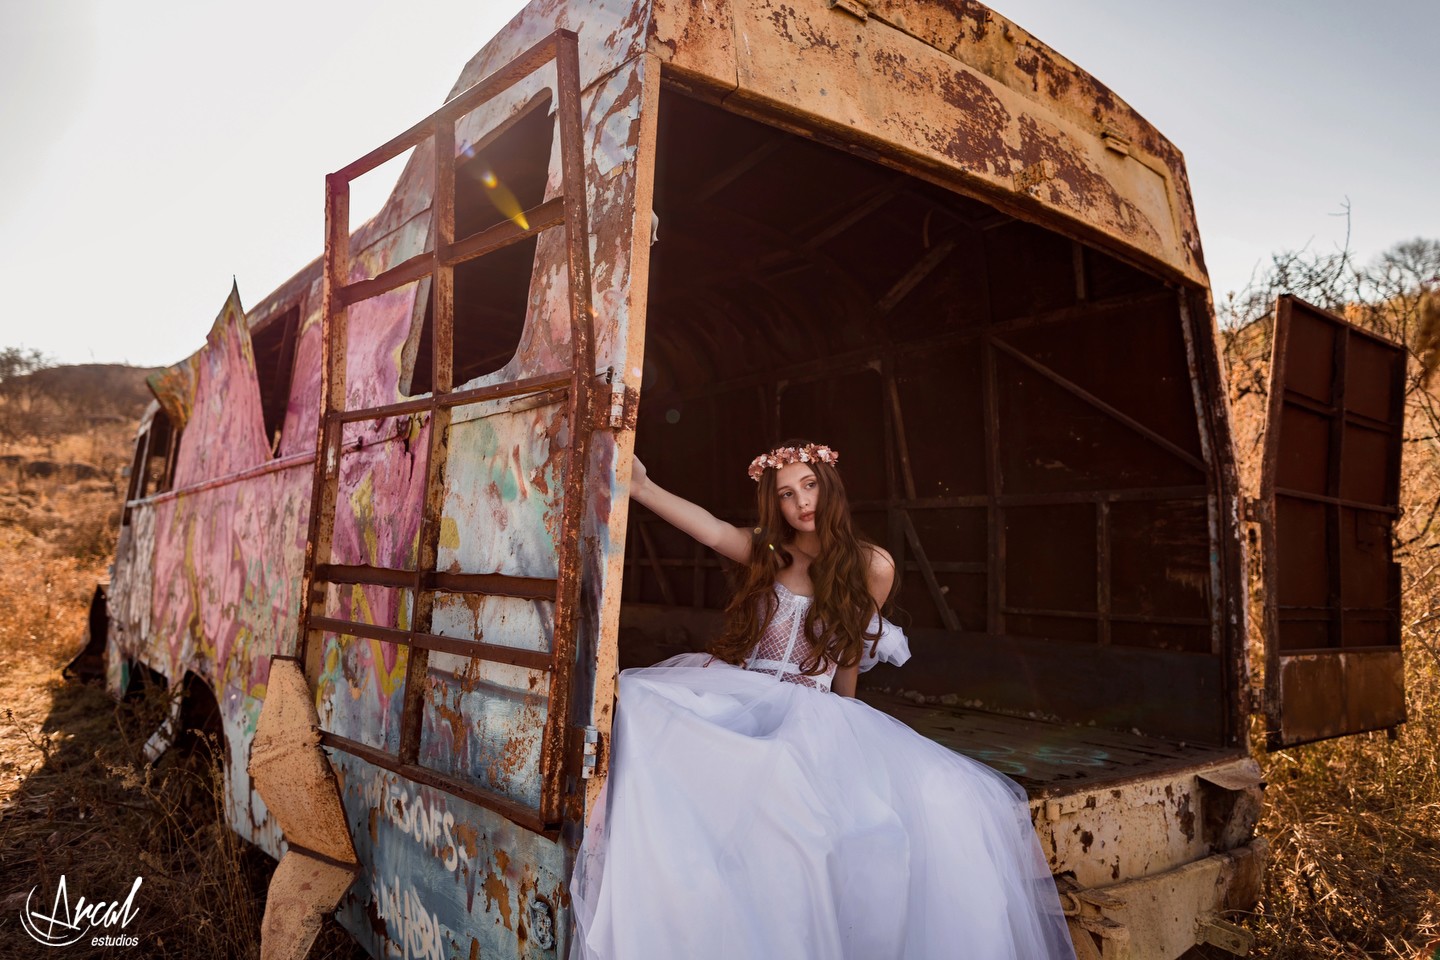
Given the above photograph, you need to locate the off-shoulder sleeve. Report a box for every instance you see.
[858,614,912,672]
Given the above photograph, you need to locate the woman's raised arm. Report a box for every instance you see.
[627,456,751,564]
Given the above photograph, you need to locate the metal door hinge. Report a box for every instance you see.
[571,724,602,779]
[592,376,639,431]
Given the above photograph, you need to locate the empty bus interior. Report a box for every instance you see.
[617,89,1240,795]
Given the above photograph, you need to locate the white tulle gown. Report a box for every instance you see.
[569,581,1076,960]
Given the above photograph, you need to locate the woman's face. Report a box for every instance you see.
[774,462,819,534]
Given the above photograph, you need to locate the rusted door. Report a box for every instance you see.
[295,29,595,833]
[1257,295,1406,748]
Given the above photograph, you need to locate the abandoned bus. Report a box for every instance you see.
[88,1,1408,957]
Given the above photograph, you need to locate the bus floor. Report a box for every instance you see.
[857,689,1240,795]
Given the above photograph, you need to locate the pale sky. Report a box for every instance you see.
[1,1,1436,367]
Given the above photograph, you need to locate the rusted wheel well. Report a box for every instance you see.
[120,657,169,703]
[176,670,225,756]
[121,661,228,771]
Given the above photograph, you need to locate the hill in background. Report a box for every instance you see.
[0,359,159,561]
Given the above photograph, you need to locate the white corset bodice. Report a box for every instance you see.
[743,581,835,690]
[740,581,913,692]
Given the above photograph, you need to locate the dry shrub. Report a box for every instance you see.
[1220,236,1440,959]
[1248,649,1440,957]
[0,529,96,670]
[1,466,123,563]
[46,492,122,563]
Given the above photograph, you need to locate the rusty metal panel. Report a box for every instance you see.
[148,286,272,485]
[856,1,1207,276]
[313,630,412,756]
[251,659,359,960]
[329,752,570,960]
[311,38,654,955]
[1036,758,1264,957]
[331,417,431,571]
[109,293,318,862]
[443,0,649,106]
[1260,295,1406,748]
[650,0,737,95]
[651,0,1204,285]
[1030,756,1261,892]
[295,30,602,845]
[417,651,551,809]
[139,464,313,853]
[1060,839,1266,960]
[260,854,358,960]
[252,658,360,863]
[438,399,569,581]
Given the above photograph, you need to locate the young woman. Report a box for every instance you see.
[569,441,1076,960]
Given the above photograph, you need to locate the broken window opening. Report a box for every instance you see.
[128,408,180,505]
[405,94,555,396]
[251,306,300,455]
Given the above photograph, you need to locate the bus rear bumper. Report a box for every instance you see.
[1062,837,1267,960]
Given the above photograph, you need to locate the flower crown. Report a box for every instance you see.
[747,443,839,482]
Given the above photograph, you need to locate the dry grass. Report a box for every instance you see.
[0,449,363,958]
[1243,654,1440,958]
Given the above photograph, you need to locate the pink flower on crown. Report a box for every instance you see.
[747,442,841,481]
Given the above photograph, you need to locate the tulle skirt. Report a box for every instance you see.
[569,654,1076,959]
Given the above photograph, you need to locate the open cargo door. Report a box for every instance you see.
[298,27,595,830]
[253,28,596,960]
[1258,294,1406,748]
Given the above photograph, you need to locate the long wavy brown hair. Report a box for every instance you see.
[709,439,891,676]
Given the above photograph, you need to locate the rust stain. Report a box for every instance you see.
[483,863,514,930]
[427,677,469,754]
[492,692,545,787]
[1176,790,1196,843]
[933,68,1011,173]
[766,2,842,53]
[453,821,481,861]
